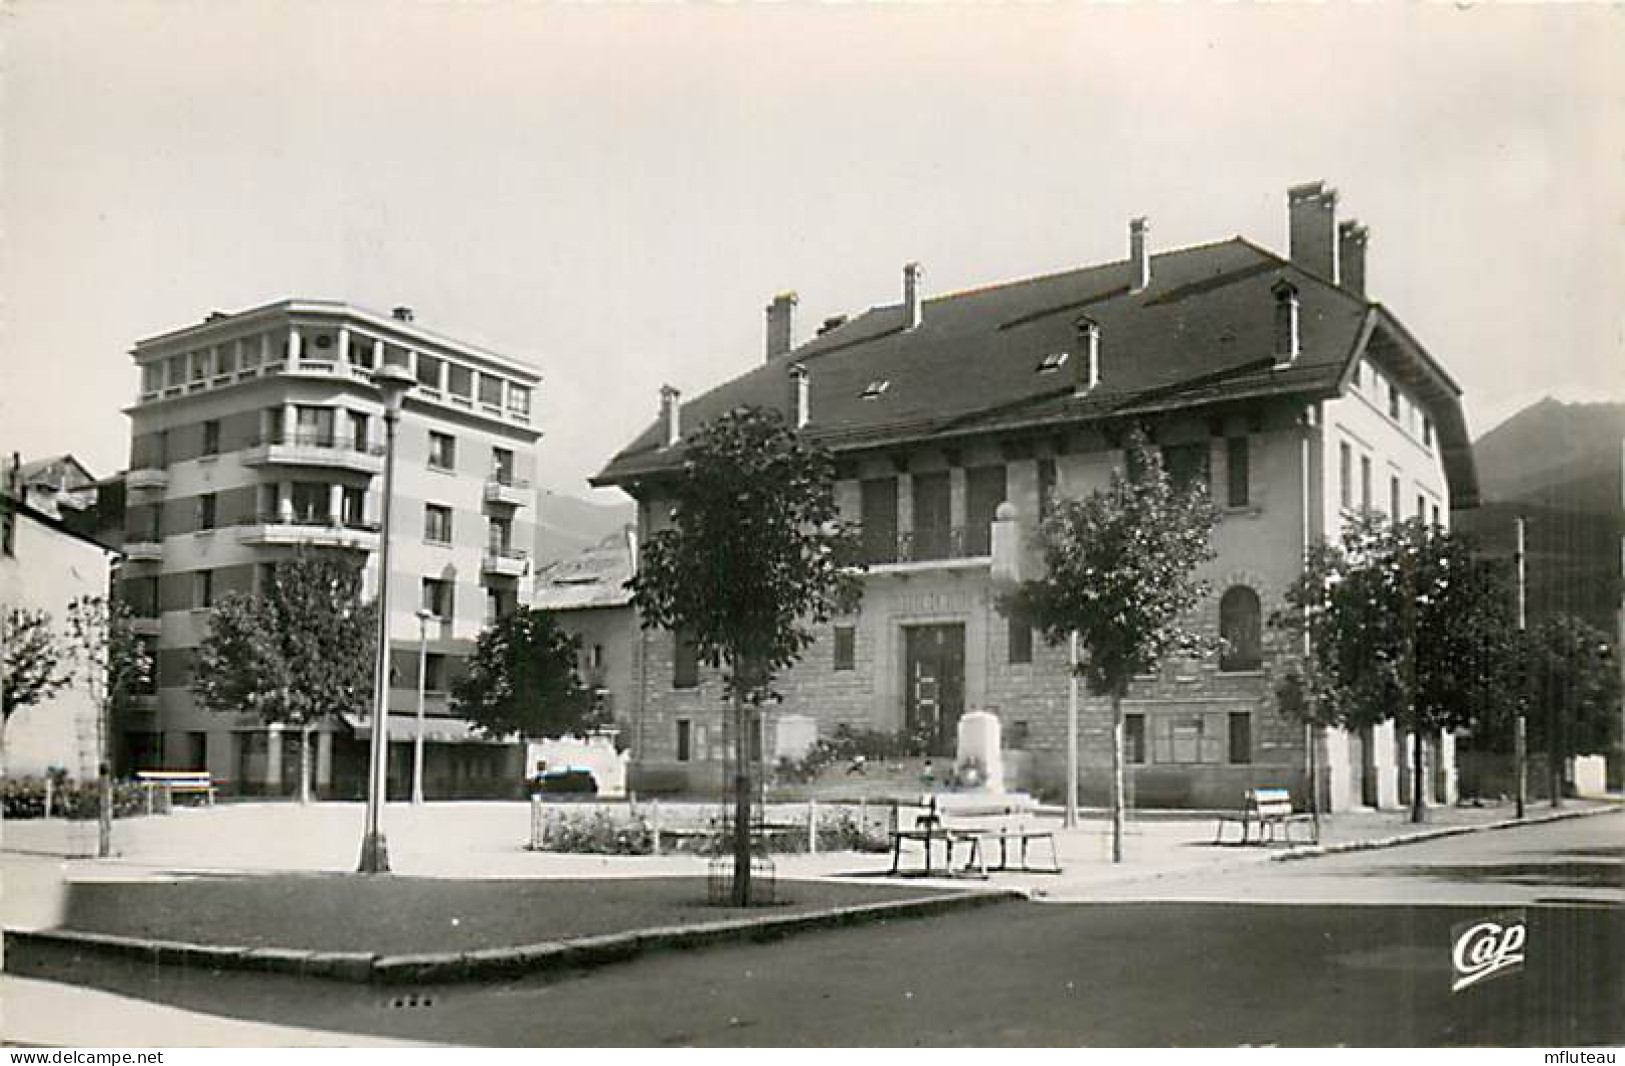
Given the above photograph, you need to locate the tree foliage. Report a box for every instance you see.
[628,405,864,702]
[65,595,153,719]
[1274,514,1516,820]
[1516,616,1620,760]
[2,606,70,724]
[193,551,376,730]
[451,607,598,739]
[1009,429,1222,698]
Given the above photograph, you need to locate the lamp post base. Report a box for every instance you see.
[357,831,391,874]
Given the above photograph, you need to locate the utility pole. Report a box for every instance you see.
[1065,630,1079,829]
[1515,516,1527,820]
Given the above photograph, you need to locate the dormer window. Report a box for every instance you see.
[861,380,890,400]
[1036,351,1069,374]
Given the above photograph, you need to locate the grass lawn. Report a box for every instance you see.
[54,876,958,955]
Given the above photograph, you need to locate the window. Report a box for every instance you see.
[350,412,370,453]
[676,719,692,762]
[860,477,899,565]
[424,504,452,544]
[166,355,187,388]
[1,498,14,557]
[491,447,515,486]
[1219,586,1262,672]
[341,487,367,528]
[415,353,442,390]
[860,380,889,399]
[489,516,513,554]
[673,630,699,689]
[1160,442,1210,491]
[1431,503,1440,527]
[1157,715,1218,765]
[142,363,163,394]
[1417,494,1426,522]
[447,364,473,399]
[964,464,1006,556]
[478,373,504,407]
[1228,713,1252,764]
[1388,382,1401,420]
[421,577,453,619]
[508,385,532,418]
[1125,714,1146,764]
[423,654,447,693]
[1037,457,1057,522]
[1339,442,1353,510]
[1390,476,1401,521]
[197,493,217,531]
[1360,455,1372,513]
[833,625,856,671]
[194,569,215,609]
[350,338,375,370]
[189,351,207,382]
[201,420,220,457]
[486,588,515,625]
[911,471,952,561]
[428,432,456,472]
[1008,609,1033,665]
[1226,437,1250,508]
[290,482,327,523]
[1036,351,1068,373]
[216,345,235,375]
[592,644,605,671]
[296,405,335,446]
[1423,417,1434,448]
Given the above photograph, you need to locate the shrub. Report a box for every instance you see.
[533,806,654,855]
[1,777,151,821]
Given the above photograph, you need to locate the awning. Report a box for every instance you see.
[338,713,509,745]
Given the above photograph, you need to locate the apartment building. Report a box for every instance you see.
[593,183,1478,812]
[118,300,541,797]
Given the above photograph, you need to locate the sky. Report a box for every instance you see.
[3,2,1622,505]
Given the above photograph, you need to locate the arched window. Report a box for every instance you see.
[1219,586,1262,672]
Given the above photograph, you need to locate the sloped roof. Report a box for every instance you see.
[530,529,636,612]
[592,237,1477,506]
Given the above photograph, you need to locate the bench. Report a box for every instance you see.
[1213,787,1317,846]
[889,795,1061,877]
[136,770,217,811]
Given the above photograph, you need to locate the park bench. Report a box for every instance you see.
[136,770,217,811]
[1213,787,1317,846]
[889,794,1061,877]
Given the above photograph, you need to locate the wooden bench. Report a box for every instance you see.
[889,795,1061,877]
[136,770,217,810]
[1213,787,1317,846]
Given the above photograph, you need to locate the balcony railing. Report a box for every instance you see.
[860,525,990,569]
[242,430,385,472]
[482,545,529,577]
[237,512,382,549]
[483,475,531,507]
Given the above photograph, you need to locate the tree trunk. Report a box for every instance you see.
[1410,725,1426,824]
[299,724,313,805]
[731,688,751,906]
[1549,701,1565,808]
[98,760,113,857]
[1110,687,1125,864]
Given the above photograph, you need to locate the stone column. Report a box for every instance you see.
[1373,720,1401,810]
[277,482,293,521]
[1440,731,1459,805]
[265,723,284,793]
[897,473,914,556]
[282,403,297,444]
[328,483,344,525]
[287,327,303,368]
[1324,726,1355,813]
[316,729,333,791]
[336,327,351,367]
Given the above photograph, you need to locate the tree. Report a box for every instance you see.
[1504,616,1620,806]
[193,551,376,804]
[64,595,153,858]
[629,405,863,904]
[1276,514,1516,823]
[1006,429,1220,862]
[452,607,599,740]
[2,607,71,770]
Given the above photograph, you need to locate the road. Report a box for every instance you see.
[12,812,1622,1046]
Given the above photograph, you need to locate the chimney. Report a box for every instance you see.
[1287,181,1339,282]
[392,306,415,323]
[789,363,810,429]
[1338,220,1369,298]
[659,385,681,447]
[765,291,798,361]
[903,262,924,330]
[1272,280,1300,368]
[1073,315,1101,396]
[1129,217,1151,293]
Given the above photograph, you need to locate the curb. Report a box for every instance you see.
[3,885,1019,987]
[1270,803,1621,863]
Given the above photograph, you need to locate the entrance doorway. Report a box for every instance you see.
[904,624,966,756]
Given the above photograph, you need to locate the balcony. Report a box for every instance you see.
[483,476,531,508]
[123,538,163,563]
[129,616,162,638]
[237,512,382,551]
[126,467,168,491]
[861,525,991,575]
[241,430,385,475]
[482,545,529,578]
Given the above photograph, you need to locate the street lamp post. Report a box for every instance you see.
[413,607,435,805]
[358,363,415,875]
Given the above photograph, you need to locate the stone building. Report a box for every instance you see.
[593,183,1478,811]
[115,300,541,797]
